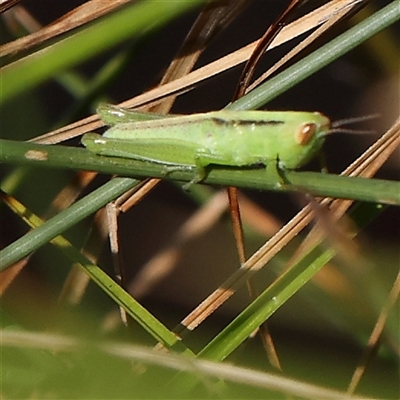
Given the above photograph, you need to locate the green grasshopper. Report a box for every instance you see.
[82,104,330,185]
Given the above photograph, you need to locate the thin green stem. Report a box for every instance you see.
[0,177,138,269]
[1,139,399,206]
[1,0,207,104]
[228,1,400,111]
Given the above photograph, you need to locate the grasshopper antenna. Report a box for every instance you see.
[328,114,380,135]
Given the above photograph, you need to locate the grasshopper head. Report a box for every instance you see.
[279,112,330,169]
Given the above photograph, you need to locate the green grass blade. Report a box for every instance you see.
[0,177,139,269]
[228,1,400,111]
[0,189,193,353]
[198,202,386,362]
[1,138,399,206]
[1,0,207,104]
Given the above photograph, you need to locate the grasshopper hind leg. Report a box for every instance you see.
[162,164,206,190]
[164,148,226,190]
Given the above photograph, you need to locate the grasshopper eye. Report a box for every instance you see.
[295,123,317,146]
